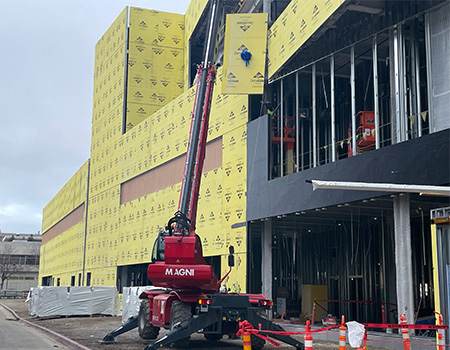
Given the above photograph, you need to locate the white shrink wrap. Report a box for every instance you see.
[28,286,120,317]
[121,286,164,324]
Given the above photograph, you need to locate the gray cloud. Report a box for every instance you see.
[0,0,189,233]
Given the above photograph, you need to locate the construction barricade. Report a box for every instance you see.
[236,315,449,349]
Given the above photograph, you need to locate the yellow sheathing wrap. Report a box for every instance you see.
[126,8,185,132]
[42,160,89,232]
[222,13,268,94]
[90,7,127,200]
[86,65,248,289]
[40,4,249,291]
[40,160,89,285]
[267,0,346,78]
[84,7,128,286]
[39,221,86,286]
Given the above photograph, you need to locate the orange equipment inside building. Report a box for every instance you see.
[348,111,375,157]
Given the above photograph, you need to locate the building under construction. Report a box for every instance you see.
[39,0,450,333]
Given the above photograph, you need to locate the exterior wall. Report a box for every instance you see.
[39,161,89,285]
[267,0,346,78]
[42,160,89,233]
[40,3,249,292]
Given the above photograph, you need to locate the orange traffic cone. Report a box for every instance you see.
[400,314,411,350]
[304,320,313,350]
[339,316,346,350]
[435,312,446,350]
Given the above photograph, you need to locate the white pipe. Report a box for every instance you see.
[310,180,450,196]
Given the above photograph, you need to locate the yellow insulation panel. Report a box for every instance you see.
[126,8,185,132]
[90,7,128,199]
[92,7,127,127]
[267,0,346,78]
[39,221,85,283]
[220,253,247,293]
[42,160,89,233]
[222,13,268,94]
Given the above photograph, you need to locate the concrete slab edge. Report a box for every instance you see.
[0,303,92,350]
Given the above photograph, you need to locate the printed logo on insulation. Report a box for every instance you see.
[227,72,239,83]
[237,20,253,32]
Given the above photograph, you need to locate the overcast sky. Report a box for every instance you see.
[0,0,189,234]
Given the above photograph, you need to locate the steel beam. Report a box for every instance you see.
[262,219,273,300]
[280,79,284,177]
[415,25,422,137]
[296,72,300,172]
[373,36,380,149]
[393,194,415,326]
[425,13,434,133]
[350,46,356,155]
[312,64,317,167]
[310,179,450,196]
[331,55,336,161]
[393,28,402,143]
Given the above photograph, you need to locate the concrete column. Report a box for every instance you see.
[262,219,273,300]
[393,194,415,326]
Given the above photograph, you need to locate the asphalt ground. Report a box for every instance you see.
[0,299,396,350]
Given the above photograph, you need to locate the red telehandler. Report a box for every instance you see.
[102,1,303,349]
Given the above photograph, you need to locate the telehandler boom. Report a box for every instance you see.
[102,1,304,348]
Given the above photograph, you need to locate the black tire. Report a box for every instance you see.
[204,333,223,341]
[251,334,265,350]
[169,300,192,348]
[138,299,160,340]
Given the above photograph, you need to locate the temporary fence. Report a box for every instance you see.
[236,313,449,350]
